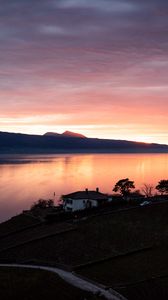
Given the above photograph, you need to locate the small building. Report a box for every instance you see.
[62,188,112,212]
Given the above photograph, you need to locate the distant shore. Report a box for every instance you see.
[0,131,167,154]
[0,148,168,154]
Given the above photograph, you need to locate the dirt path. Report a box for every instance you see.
[0,263,127,300]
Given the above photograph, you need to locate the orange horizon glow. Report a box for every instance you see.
[0,85,168,145]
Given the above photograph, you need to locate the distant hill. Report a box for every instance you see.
[44,131,86,138]
[0,131,168,153]
[62,130,86,138]
[44,132,60,137]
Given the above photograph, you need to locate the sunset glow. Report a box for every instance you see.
[0,153,167,222]
[0,0,168,144]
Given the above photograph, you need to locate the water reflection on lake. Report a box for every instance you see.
[0,153,167,222]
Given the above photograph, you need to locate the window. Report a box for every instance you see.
[66,199,72,204]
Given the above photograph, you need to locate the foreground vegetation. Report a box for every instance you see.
[112,178,168,197]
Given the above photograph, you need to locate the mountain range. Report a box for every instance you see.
[0,130,167,153]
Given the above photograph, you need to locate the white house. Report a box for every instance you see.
[62,188,112,212]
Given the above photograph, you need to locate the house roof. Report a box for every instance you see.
[62,190,108,200]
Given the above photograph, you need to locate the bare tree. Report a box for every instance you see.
[141,184,154,198]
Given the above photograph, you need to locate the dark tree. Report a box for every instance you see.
[156,180,168,195]
[113,178,135,197]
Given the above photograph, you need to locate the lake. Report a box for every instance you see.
[0,153,167,222]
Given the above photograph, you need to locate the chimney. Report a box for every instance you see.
[96,187,99,193]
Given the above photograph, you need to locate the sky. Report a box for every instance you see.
[0,0,168,144]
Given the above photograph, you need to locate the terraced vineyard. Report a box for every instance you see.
[1,202,168,266]
[116,276,168,300]
[76,245,168,286]
[0,213,41,237]
[0,201,168,299]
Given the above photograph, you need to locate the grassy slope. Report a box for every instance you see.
[0,267,104,300]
